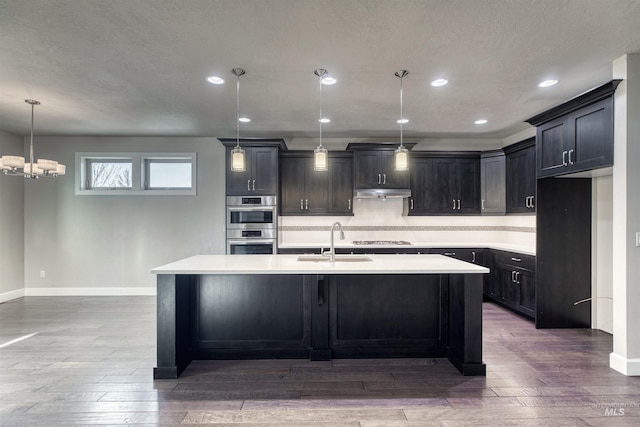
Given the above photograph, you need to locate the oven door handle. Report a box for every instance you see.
[228,206,276,212]
[227,239,275,246]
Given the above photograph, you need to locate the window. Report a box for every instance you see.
[144,158,193,190]
[88,159,133,189]
[76,152,196,195]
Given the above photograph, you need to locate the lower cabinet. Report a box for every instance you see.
[485,250,536,319]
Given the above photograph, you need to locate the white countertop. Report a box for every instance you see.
[278,242,536,256]
[151,254,490,275]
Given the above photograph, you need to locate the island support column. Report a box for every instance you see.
[154,274,194,379]
[448,273,486,376]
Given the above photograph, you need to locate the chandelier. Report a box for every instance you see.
[1,99,66,178]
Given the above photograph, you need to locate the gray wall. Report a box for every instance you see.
[23,137,225,291]
[0,130,25,300]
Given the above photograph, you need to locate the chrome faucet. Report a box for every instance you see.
[324,221,345,262]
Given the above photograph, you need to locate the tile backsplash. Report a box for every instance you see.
[279,198,535,248]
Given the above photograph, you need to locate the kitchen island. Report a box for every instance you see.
[151,254,488,378]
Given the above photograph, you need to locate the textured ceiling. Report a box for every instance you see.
[1,0,640,145]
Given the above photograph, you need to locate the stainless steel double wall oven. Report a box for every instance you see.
[226,196,277,254]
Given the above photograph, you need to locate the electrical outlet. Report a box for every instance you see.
[39,270,45,278]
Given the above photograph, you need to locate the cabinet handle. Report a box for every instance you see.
[482,199,485,210]
[247,180,251,191]
[383,174,386,185]
[529,195,534,208]
[511,257,521,262]
[568,149,574,165]
[305,199,309,210]
[472,251,476,263]
[562,151,568,166]
[348,199,351,210]
[378,174,381,185]
[515,272,520,284]
[300,199,304,210]
[444,252,456,256]
[511,271,516,282]
[410,199,414,210]
[525,196,530,208]
[457,199,461,210]
[252,180,256,191]
[452,199,456,210]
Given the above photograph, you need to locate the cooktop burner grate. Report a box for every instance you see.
[352,240,413,245]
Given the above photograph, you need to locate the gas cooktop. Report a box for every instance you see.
[352,240,413,246]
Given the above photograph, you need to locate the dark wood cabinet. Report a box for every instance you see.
[505,138,536,214]
[413,154,480,215]
[480,150,506,215]
[526,80,620,179]
[536,178,591,328]
[223,143,281,196]
[484,249,536,319]
[352,147,410,189]
[280,152,353,215]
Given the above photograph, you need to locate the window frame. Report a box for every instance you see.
[76,152,197,196]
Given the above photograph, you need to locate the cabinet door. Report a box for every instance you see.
[429,158,458,213]
[499,265,517,309]
[457,158,480,213]
[481,154,506,214]
[225,147,254,195]
[571,97,614,172]
[280,157,307,214]
[328,156,353,214]
[306,166,330,214]
[506,148,534,213]
[537,117,571,178]
[516,269,535,318]
[381,150,410,188]
[353,151,381,188]
[252,147,278,194]
[409,157,431,214]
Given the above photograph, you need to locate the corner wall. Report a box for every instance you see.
[23,137,225,295]
[0,130,25,302]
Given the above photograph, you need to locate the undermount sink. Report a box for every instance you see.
[296,254,373,262]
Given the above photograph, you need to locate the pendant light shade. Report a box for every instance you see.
[230,68,246,172]
[314,68,329,171]
[394,70,409,172]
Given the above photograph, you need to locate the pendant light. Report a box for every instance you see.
[230,68,246,172]
[313,68,328,171]
[1,99,66,179]
[394,70,409,171]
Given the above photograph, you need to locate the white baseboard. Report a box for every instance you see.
[24,287,157,297]
[0,288,25,303]
[610,352,640,376]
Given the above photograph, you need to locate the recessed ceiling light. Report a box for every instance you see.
[538,79,558,88]
[397,118,409,124]
[238,117,251,123]
[474,119,488,125]
[206,76,225,85]
[321,76,337,85]
[430,78,448,87]
[319,118,331,123]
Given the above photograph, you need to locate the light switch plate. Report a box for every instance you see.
[636,232,640,247]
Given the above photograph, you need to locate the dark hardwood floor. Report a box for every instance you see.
[0,296,638,426]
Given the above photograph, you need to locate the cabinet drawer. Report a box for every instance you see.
[493,250,535,271]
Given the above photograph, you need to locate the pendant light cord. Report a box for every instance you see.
[319,73,323,148]
[29,101,35,169]
[399,73,404,149]
[236,73,240,149]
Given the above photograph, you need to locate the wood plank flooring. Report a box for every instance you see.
[0,296,639,425]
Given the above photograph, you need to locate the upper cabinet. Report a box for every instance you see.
[480,150,506,215]
[280,152,353,216]
[409,152,480,215]
[349,144,411,189]
[526,80,621,179]
[505,138,536,214]
[220,139,286,196]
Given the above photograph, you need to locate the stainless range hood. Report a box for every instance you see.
[353,188,412,199]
